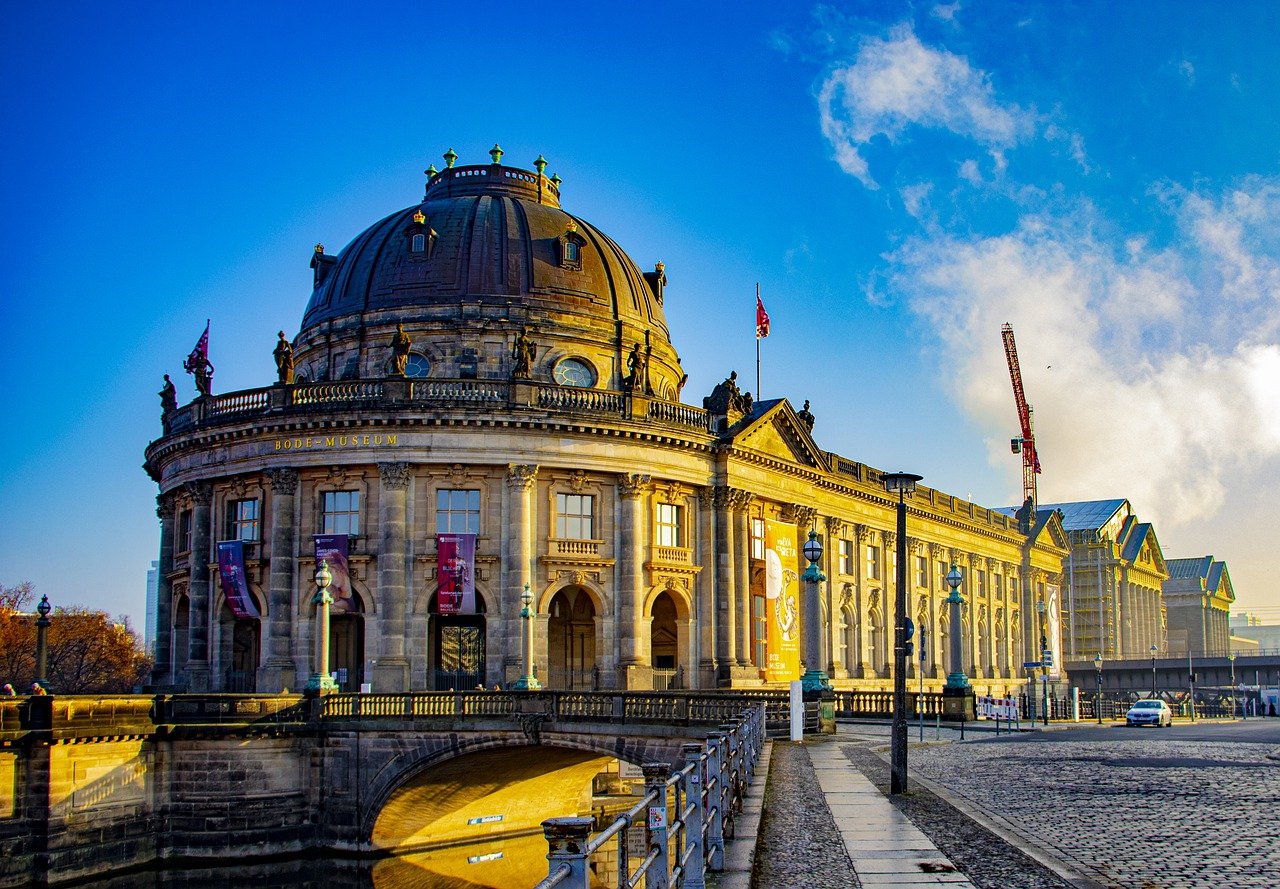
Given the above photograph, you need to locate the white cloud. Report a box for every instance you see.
[1179,60,1196,84]
[818,24,1033,188]
[890,182,1280,530]
[931,2,962,22]
[958,159,982,185]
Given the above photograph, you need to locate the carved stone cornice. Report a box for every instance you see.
[156,494,176,521]
[617,473,652,499]
[184,482,212,507]
[266,467,299,495]
[506,464,539,490]
[378,462,412,490]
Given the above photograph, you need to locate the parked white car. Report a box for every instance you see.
[1126,699,1173,727]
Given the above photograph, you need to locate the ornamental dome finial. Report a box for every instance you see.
[534,155,548,175]
[443,147,458,169]
[489,143,504,165]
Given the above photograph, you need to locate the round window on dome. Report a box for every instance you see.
[404,353,430,378]
[554,358,596,388]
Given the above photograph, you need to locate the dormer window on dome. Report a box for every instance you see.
[559,221,586,271]
[406,211,437,259]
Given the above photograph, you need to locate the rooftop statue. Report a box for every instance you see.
[159,374,177,414]
[274,331,295,385]
[389,324,411,377]
[512,327,536,379]
[797,399,815,432]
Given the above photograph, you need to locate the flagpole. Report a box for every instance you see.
[755,282,761,400]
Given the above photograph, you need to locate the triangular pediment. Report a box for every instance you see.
[728,401,829,470]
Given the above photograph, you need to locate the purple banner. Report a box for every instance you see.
[216,540,261,619]
[436,533,476,614]
[314,534,358,614]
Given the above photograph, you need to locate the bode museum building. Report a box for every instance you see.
[144,148,1070,697]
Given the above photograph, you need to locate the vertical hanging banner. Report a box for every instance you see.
[314,534,356,613]
[216,541,260,619]
[764,520,801,682]
[436,533,477,614]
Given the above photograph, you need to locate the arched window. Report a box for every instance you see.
[412,233,425,253]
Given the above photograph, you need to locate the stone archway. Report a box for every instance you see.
[547,587,597,690]
[650,591,679,688]
[427,590,486,691]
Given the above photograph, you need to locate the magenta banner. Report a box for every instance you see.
[216,541,261,619]
[314,534,357,614]
[436,533,476,614]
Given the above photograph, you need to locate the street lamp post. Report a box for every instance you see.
[1150,643,1158,699]
[34,595,52,692]
[942,564,974,724]
[882,471,922,796]
[800,530,830,693]
[305,560,338,695]
[1094,653,1103,724]
[512,584,542,690]
[1036,600,1049,725]
[1228,652,1236,719]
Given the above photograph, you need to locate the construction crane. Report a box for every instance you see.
[1001,322,1040,513]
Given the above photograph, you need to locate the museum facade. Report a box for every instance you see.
[144,150,1070,696]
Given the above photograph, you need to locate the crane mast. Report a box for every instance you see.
[1001,323,1040,513]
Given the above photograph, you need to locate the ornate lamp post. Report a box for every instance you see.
[942,564,974,722]
[1036,599,1049,725]
[800,530,830,693]
[882,471,922,796]
[1150,643,1158,699]
[512,584,542,690]
[305,560,338,695]
[1093,653,1103,724]
[34,595,52,692]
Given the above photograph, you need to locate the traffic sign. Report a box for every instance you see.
[1023,661,1043,669]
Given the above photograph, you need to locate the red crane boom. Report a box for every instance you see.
[1001,322,1040,512]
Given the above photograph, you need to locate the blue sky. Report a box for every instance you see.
[3,2,1278,633]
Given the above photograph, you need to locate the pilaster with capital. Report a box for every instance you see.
[696,488,717,682]
[262,467,299,691]
[616,473,651,682]
[504,464,539,679]
[375,461,412,691]
[184,482,213,691]
[711,486,738,674]
[729,490,755,670]
[152,495,176,685]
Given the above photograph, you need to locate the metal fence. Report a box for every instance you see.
[533,703,765,889]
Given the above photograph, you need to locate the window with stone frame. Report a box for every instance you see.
[839,539,853,576]
[750,517,765,560]
[937,560,948,589]
[436,488,480,534]
[751,592,766,668]
[655,502,684,548]
[917,555,928,588]
[177,508,193,554]
[866,543,880,580]
[321,490,361,536]
[224,498,260,542]
[555,493,594,539]
[976,570,986,597]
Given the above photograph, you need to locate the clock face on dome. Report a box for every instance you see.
[404,353,430,378]
[554,358,595,388]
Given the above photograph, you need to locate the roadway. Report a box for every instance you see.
[888,718,1280,888]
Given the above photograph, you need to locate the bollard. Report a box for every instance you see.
[643,762,672,889]
[541,816,593,889]
[681,743,706,889]
[705,731,725,871]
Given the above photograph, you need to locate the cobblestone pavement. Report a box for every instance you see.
[909,738,1280,888]
[750,742,859,888]
[840,743,1076,889]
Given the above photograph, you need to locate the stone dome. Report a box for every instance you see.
[294,152,684,398]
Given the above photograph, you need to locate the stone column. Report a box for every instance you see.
[185,482,213,692]
[616,472,651,689]
[375,462,411,691]
[824,518,844,676]
[732,493,755,670]
[856,525,876,678]
[505,465,538,682]
[262,468,298,692]
[712,486,736,682]
[696,488,717,686]
[152,494,176,687]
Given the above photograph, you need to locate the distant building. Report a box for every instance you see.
[1002,499,1169,661]
[1230,612,1280,654]
[145,560,158,655]
[1163,556,1234,657]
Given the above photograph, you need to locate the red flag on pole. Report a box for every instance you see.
[184,321,210,373]
[756,292,770,339]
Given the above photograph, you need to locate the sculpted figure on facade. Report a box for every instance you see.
[389,324,411,377]
[274,332,295,385]
[703,371,749,416]
[796,399,815,431]
[512,328,536,379]
[159,374,177,414]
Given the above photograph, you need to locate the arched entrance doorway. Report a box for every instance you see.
[428,592,486,691]
[650,591,680,688]
[215,597,262,692]
[547,587,596,689]
[172,592,190,681]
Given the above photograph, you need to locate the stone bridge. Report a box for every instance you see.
[0,690,783,888]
